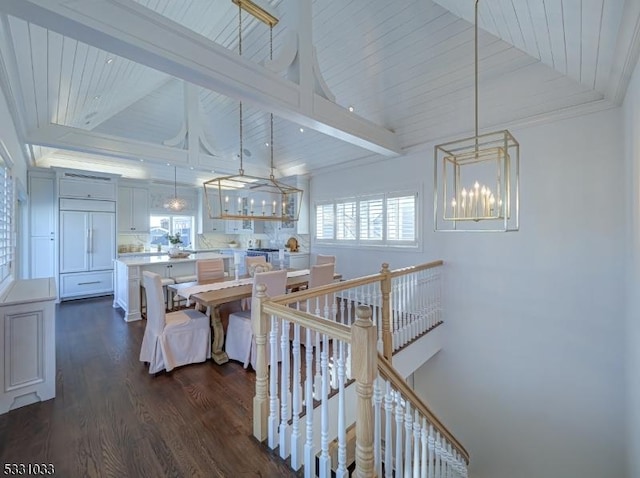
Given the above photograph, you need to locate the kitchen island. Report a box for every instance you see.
[113,252,232,321]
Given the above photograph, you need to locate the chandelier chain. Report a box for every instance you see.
[475,0,479,140]
[238,2,244,175]
[270,25,275,179]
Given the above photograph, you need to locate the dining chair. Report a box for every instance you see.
[225,269,287,369]
[294,263,336,347]
[139,271,211,374]
[316,254,336,266]
[245,255,267,270]
[196,258,226,282]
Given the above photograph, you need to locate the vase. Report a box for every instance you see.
[168,246,181,257]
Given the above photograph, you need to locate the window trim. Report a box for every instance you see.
[314,188,420,249]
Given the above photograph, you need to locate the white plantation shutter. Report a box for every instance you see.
[314,190,418,247]
[316,203,334,240]
[336,201,356,240]
[0,158,12,282]
[386,194,416,242]
[359,197,383,241]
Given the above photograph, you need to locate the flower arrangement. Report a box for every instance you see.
[166,232,183,245]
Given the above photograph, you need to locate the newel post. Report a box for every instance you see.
[252,283,269,441]
[380,263,393,362]
[352,305,377,478]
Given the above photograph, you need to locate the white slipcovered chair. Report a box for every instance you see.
[316,254,336,266]
[225,269,287,369]
[294,263,336,347]
[140,271,211,374]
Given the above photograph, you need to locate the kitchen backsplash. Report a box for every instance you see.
[119,232,310,252]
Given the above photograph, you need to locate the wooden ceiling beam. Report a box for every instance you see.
[0,0,401,156]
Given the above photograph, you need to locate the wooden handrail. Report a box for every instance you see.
[262,302,352,342]
[377,352,470,464]
[388,260,444,279]
[269,272,384,305]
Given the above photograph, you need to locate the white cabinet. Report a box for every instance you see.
[0,278,56,414]
[59,200,116,299]
[28,173,56,279]
[288,253,310,270]
[118,186,149,233]
[59,177,116,200]
[197,188,226,234]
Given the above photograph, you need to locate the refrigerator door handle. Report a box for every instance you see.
[87,228,92,254]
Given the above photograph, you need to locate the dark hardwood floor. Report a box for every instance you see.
[0,296,297,478]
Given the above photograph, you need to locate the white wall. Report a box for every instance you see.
[311,107,627,478]
[623,59,640,478]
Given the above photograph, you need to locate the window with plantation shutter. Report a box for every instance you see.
[315,203,334,240]
[359,197,383,242]
[386,194,416,242]
[0,158,12,283]
[336,201,356,240]
[314,188,418,248]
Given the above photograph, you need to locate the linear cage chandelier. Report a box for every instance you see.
[434,0,519,232]
[203,0,303,223]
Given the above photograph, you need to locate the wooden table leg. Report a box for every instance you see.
[209,305,229,365]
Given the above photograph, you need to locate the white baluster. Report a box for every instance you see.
[268,316,279,449]
[428,424,435,478]
[335,339,348,478]
[279,319,290,459]
[374,377,382,478]
[434,432,442,478]
[291,322,302,470]
[384,382,394,478]
[318,333,331,478]
[395,393,404,478]
[404,402,413,478]
[304,327,314,478]
[420,418,428,478]
[313,297,322,400]
[413,410,420,478]
[393,280,399,350]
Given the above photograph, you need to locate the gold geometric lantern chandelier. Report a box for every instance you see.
[203,0,303,224]
[434,0,519,232]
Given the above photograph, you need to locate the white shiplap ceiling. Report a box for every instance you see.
[0,0,638,185]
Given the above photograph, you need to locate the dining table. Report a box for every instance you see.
[168,269,340,365]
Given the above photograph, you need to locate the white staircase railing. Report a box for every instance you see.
[251,261,467,477]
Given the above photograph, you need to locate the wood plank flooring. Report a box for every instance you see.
[0,296,297,478]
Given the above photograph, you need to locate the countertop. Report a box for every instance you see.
[115,252,232,266]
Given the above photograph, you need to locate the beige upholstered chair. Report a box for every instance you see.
[139,271,211,374]
[225,269,287,369]
[196,258,225,282]
[316,254,336,266]
[245,255,267,270]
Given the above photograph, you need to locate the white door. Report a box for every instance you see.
[59,211,89,273]
[89,212,115,271]
[31,236,55,278]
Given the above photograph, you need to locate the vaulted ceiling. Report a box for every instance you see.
[0,0,638,186]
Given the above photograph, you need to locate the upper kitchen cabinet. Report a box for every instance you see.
[58,171,117,201]
[268,176,310,235]
[118,185,150,233]
[197,188,225,234]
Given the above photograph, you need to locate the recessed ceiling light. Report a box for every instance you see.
[139,159,144,162]
[265,142,269,147]
[190,166,194,170]
[106,58,114,64]
[94,95,101,100]
[299,127,304,133]
[348,105,354,112]
[211,170,215,173]
[166,163,170,166]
